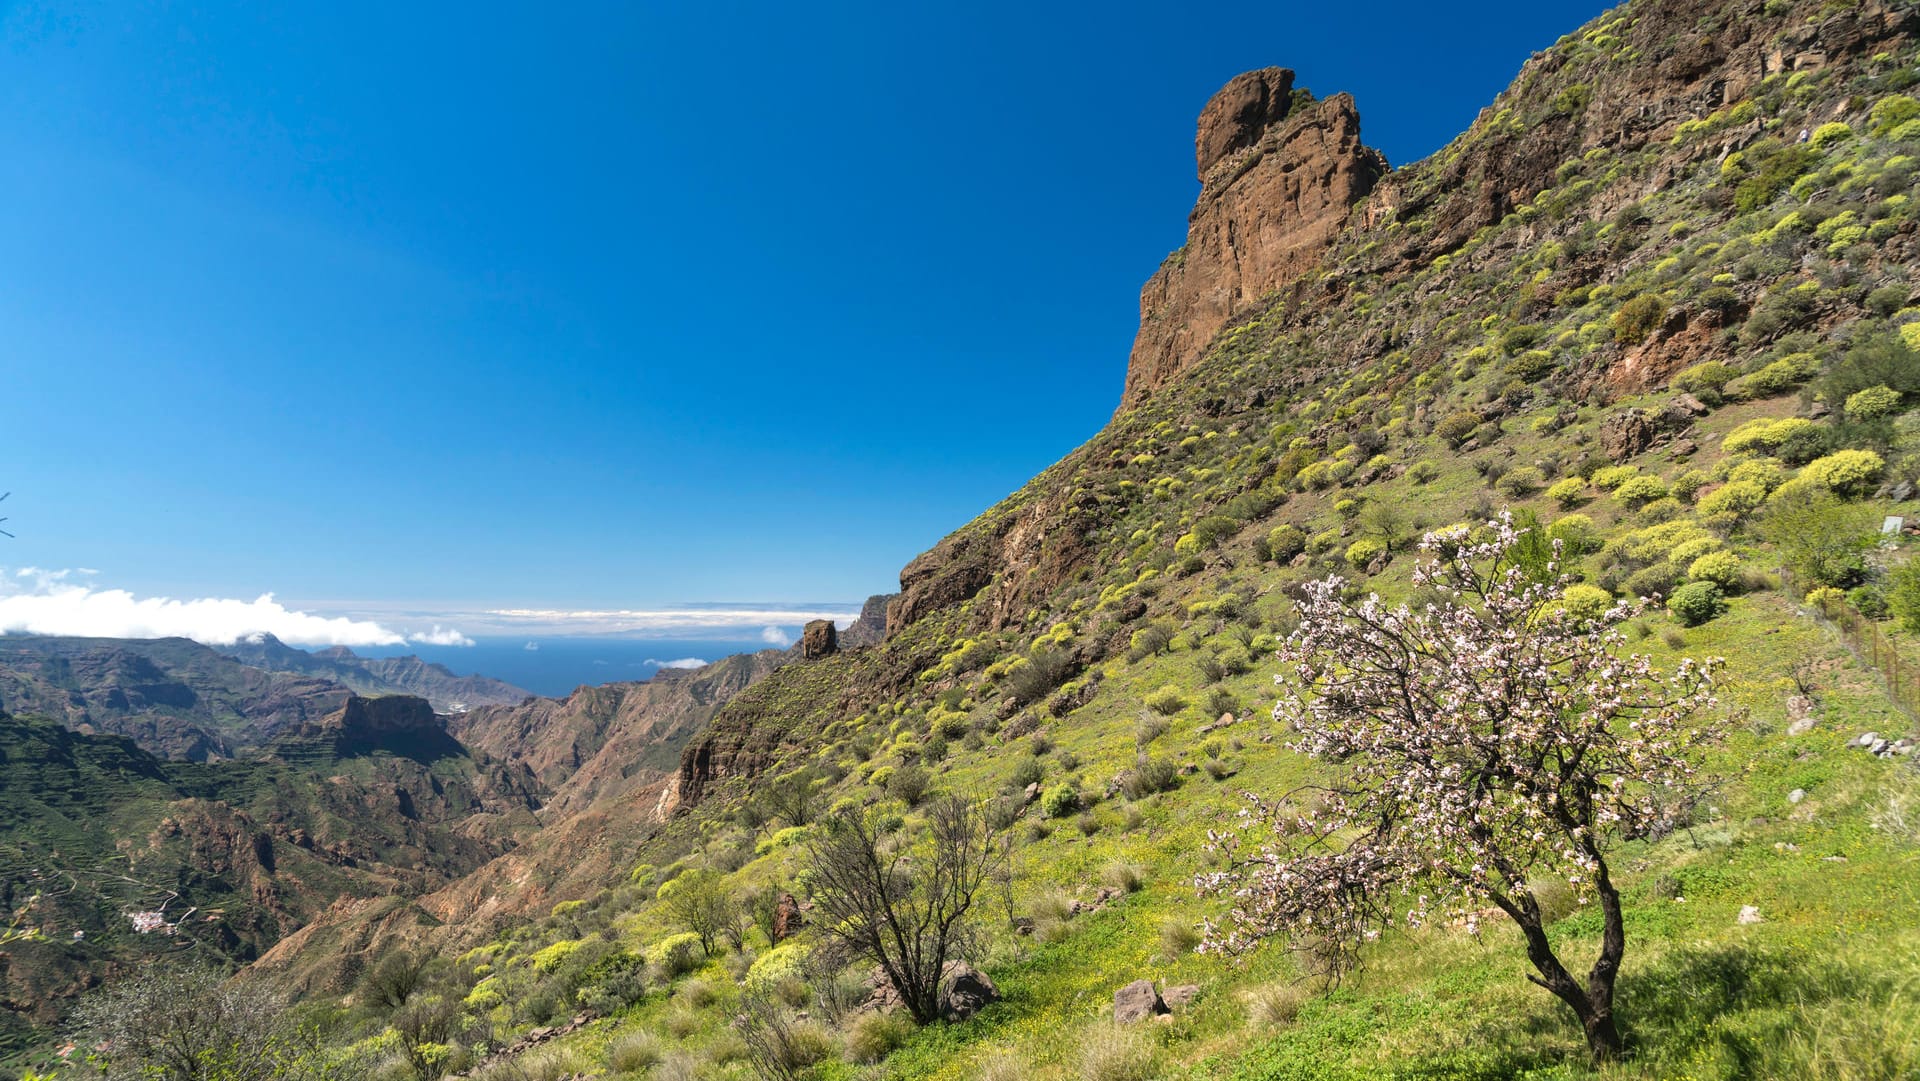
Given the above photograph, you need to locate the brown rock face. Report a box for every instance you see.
[1120,73,1387,410]
[772,892,803,942]
[801,619,838,659]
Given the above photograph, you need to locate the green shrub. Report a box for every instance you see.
[1042,784,1081,818]
[1408,460,1440,483]
[1723,417,1815,454]
[1845,384,1905,420]
[1732,354,1820,398]
[649,932,703,977]
[1724,138,1818,213]
[1668,581,1725,626]
[1799,449,1885,496]
[1497,466,1546,497]
[1144,684,1186,716]
[1120,758,1180,800]
[1612,294,1668,345]
[1266,524,1306,562]
[1561,583,1615,620]
[1889,562,1920,632]
[1809,121,1853,148]
[1688,550,1742,588]
[887,763,932,806]
[1871,93,1920,136]
[1849,585,1890,619]
[1498,323,1545,354]
[1698,480,1769,519]
[1674,360,1738,397]
[1548,514,1601,555]
[1344,537,1387,571]
[1613,475,1670,509]
[1591,465,1639,490]
[1547,476,1588,508]
[1436,411,1483,447]
[1672,469,1710,502]
[1760,487,1876,587]
[1308,528,1342,555]
[1636,497,1685,524]
[1508,350,1556,381]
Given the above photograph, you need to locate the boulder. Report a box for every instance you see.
[1162,983,1201,1011]
[1114,978,1168,1023]
[1671,392,1711,417]
[1600,409,1658,461]
[939,962,1000,1020]
[801,620,838,659]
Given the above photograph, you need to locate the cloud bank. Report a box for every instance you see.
[0,568,473,649]
[482,605,860,638]
[645,657,709,669]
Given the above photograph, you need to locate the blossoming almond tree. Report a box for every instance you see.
[1198,515,1722,1060]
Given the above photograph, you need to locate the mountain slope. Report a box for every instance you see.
[55,1,1920,1078]
[0,698,545,1056]
[0,635,353,760]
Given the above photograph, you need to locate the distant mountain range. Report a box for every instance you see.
[0,634,531,762]
[219,634,532,713]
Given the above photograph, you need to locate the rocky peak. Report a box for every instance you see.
[1120,74,1387,411]
[1195,67,1296,179]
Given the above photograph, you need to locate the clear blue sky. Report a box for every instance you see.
[2,0,1604,634]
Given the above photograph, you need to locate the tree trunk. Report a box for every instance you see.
[1580,861,1628,1061]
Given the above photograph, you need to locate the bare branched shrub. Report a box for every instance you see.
[806,795,1007,1024]
[733,987,835,1081]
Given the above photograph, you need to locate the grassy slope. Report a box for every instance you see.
[58,1,1920,1078]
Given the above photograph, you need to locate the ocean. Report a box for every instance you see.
[357,636,782,698]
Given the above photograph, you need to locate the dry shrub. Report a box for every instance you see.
[846,1010,914,1064]
[606,1029,664,1072]
[1241,981,1308,1028]
[1078,1023,1162,1081]
[1159,917,1201,959]
[1102,861,1146,893]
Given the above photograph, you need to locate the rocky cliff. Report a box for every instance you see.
[1119,70,1387,409]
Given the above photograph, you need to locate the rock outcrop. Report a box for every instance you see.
[801,619,838,659]
[1120,71,1388,410]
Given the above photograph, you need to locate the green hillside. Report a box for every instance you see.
[31,0,1920,1079]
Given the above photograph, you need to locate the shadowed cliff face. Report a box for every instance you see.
[1120,70,1388,411]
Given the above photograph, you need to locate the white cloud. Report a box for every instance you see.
[410,625,475,647]
[0,568,472,650]
[760,625,794,647]
[480,605,859,638]
[644,656,709,669]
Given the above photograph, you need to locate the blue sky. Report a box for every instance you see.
[1,0,1604,647]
